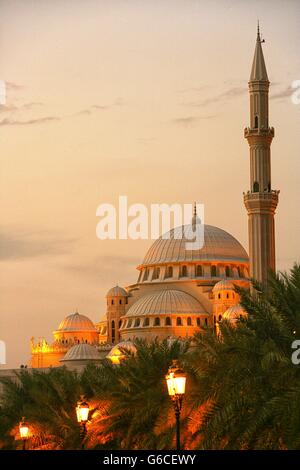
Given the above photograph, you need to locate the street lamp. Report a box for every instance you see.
[165,360,186,450]
[76,397,89,449]
[19,417,29,450]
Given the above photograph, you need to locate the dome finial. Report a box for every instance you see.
[193,201,197,217]
[257,19,260,40]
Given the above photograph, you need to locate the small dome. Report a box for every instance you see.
[60,343,101,362]
[223,304,247,322]
[212,280,235,292]
[106,340,137,364]
[141,224,248,266]
[57,312,97,332]
[125,289,205,317]
[106,286,128,297]
[107,340,136,357]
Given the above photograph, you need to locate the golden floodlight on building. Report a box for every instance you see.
[106,340,137,365]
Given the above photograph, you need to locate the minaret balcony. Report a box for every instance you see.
[244,126,274,139]
[243,190,279,214]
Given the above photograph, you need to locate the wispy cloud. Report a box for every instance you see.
[0,116,60,126]
[171,114,217,127]
[181,86,246,108]
[270,85,293,101]
[5,81,23,91]
[74,98,124,117]
[0,229,76,261]
[0,102,43,113]
[176,86,209,94]
[64,254,140,281]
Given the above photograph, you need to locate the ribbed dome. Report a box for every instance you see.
[106,341,137,359]
[125,289,205,317]
[60,343,101,362]
[223,304,247,321]
[212,280,235,292]
[106,286,128,297]
[141,224,248,266]
[57,312,97,332]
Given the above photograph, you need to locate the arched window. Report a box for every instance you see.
[225,266,230,277]
[218,293,221,299]
[119,299,122,305]
[154,317,160,326]
[176,317,182,326]
[205,318,208,326]
[166,266,173,278]
[111,320,115,343]
[196,265,203,277]
[143,268,149,281]
[196,318,201,327]
[253,181,259,192]
[134,318,140,327]
[143,317,150,327]
[218,315,222,322]
[152,267,160,280]
[187,317,192,326]
[180,265,187,277]
[211,265,217,277]
[127,319,132,328]
[111,299,114,305]
[165,317,171,326]
[254,115,258,128]
[226,293,229,299]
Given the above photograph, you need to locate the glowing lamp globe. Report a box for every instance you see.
[19,418,29,440]
[76,398,89,423]
[165,360,186,397]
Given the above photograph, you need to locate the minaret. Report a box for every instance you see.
[244,24,279,285]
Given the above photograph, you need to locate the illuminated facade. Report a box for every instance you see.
[29,27,278,368]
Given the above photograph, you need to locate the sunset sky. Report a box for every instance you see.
[0,0,299,368]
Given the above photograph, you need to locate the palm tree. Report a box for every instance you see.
[188,264,300,449]
[82,337,190,450]
[0,367,83,449]
[1,265,300,450]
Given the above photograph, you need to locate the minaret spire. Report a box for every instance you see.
[250,22,268,82]
[244,25,279,285]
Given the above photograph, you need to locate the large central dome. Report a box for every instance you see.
[141,224,248,266]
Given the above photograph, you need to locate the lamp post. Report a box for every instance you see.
[76,397,89,450]
[165,360,186,450]
[19,417,29,450]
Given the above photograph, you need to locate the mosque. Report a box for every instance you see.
[30,26,279,369]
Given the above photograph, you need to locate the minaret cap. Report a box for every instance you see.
[249,23,269,82]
